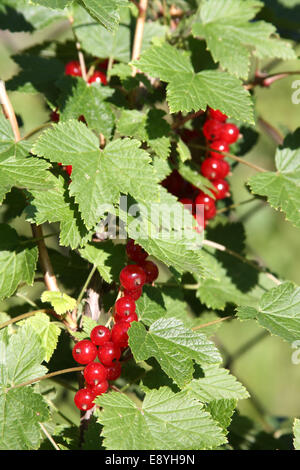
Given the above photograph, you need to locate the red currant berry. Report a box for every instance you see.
[123,287,143,300]
[88,70,107,85]
[202,119,223,141]
[65,60,82,77]
[201,157,230,180]
[65,165,72,177]
[208,108,228,122]
[126,239,148,263]
[74,388,95,411]
[90,325,111,346]
[219,123,239,144]
[72,339,97,364]
[211,179,230,200]
[84,361,107,385]
[139,260,159,284]
[193,212,206,233]
[50,109,59,122]
[98,342,121,366]
[209,140,229,159]
[88,380,109,396]
[195,192,216,220]
[179,198,194,214]
[115,311,138,323]
[120,264,147,290]
[115,295,136,317]
[105,361,122,381]
[111,321,131,349]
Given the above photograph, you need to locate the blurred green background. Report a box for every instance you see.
[0,10,299,433]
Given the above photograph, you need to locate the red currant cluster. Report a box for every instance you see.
[73,239,159,412]
[163,108,240,231]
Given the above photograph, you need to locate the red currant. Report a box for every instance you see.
[120,264,146,290]
[209,140,229,159]
[140,260,159,284]
[65,165,72,177]
[88,380,109,396]
[115,295,136,317]
[105,361,122,381]
[111,321,131,349]
[115,311,138,324]
[88,70,107,85]
[123,287,143,300]
[201,158,230,180]
[179,198,194,214]
[219,123,239,144]
[126,239,148,263]
[193,212,206,233]
[202,119,223,141]
[50,109,59,122]
[65,61,82,77]
[208,108,228,122]
[84,361,107,385]
[98,342,121,366]
[194,192,216,220]
[90,325,111,346]
[74,388,95,411]
[72,339,97,364]
[212,179,230,200]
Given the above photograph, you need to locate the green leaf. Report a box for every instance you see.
[26,0,70,8]
[0,387,49,450]
[133,43,255,124]
[248,129,300,228]
[41,290,77,315]
[178,161,214,195]
[79,241,126,284]
[293,418,300,450]
[32,121,160,229]
[193,0,296,79]
[236,282,300,343]
[177,138,191,163]
[128,317,221,387]
[184,364,249,402]
[80,0,128,32]
[97,387,226,450]
[20,313,61,362]
[117,109,171,160]
[0,114,31,161]
[0,225,38,301]
[206,398,236,431]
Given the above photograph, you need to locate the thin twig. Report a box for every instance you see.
[192,316,233,331]
[0,309,53,330]
[39,422,60,451]
[216,198,257,215]
[172,110,204,130]
[131,0,148,76]
[0,80,21,141]
[22,122,52,141]
[77,265,97,305]
[8,366,84,390]
[31,224,59,292]
[258,117,284,146]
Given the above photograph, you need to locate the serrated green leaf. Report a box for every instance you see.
[20,313,61,362]
[293,418,300,450]
[0,387,49,450]
[79,241,126,283]
[0,225,38,301]
[248,129,300,228]
[177,138,191,163]
[193,0,296,79]
[32,121,160,229]
[133,43,254,124]
[129,317,221,387]
[206,398,236,431]
[236,282,300,343]
[0,114,31,161]
[41,290,77,315]
[184,364,249,402]
[80,0,128,32]
[97,387,226,450]
[178,161,214,195]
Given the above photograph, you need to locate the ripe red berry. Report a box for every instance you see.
[219,123,240,144]
[212,179,230,200]
[193,212,206,233]
[88,70,107,85]
[65,165,72,177]
[50,109,59,122]
[195,192,216,220]
[65,60,82,77]
[111,321,131,349]
[90,325,111,346]
[98,342,121,366]
[208,108,228,122]
[123,287,143,300]
[72,339,97,364]
[115,295,136,318]
[201,157,230,180]
[179,198,194,214]
[120,264,147,290]
[88,380,109,396]
[126,239,148,263]
[105,361,122,381]
[140,260,159,284]
[74,388,95,411]
[209,140,229,159]
[84,362,107,385]
[202,119,223,141]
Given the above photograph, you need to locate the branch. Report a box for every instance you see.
[8,366,84,390]
[246,70,300,90]
[192,316,233,331]
[131,0,148,76]
[0,309,55,330]
[31,224,59,292]
[39,423,60,451]
[0,80,21,141]
[172,110,205,130]
[258,117,284,146]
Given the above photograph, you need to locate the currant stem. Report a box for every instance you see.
[77,265,97,305]
[216,197,257,214]
[0,309,53,330]
[8,366,85,390]
[31,224,59,292]
[0,80,21,141]
[22,122,52,141]
[258,117,284,146]
[39,422,60,451]
[131,0,149,76]
[192,316,233,331]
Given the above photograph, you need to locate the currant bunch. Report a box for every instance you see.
[73,239,159,411]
